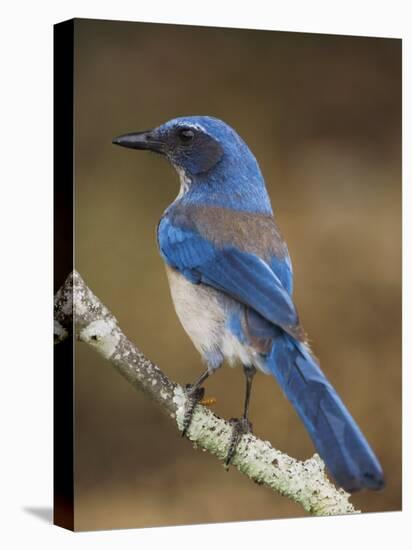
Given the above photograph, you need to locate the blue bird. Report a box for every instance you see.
[113,116,384,492]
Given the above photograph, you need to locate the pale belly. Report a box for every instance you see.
[165,265,265,372]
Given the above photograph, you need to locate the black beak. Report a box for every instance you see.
[112,130,165,153]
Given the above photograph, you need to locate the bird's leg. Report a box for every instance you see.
[182,368,210,437]
[225,365,256,467]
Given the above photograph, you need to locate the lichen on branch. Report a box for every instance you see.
[54,270,359,516]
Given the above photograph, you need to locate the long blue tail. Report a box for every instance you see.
[265,333,384,492]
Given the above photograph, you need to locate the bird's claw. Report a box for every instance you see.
[225,417,253,468]
[181,384,205,438]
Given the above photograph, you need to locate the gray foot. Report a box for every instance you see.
[181,384,205,438]
[225,417,253,467]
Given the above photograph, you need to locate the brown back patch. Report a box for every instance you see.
[171,204,289,261]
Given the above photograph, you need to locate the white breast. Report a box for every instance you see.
[165,265,225,358]
[165,266,263,371]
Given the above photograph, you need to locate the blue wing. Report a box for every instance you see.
[158,216,302,338]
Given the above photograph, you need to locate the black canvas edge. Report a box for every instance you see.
[53,18,75,531]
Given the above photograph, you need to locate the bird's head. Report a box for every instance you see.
[113,116,243,174]
[113,116,271,213]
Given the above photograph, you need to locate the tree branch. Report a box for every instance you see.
[54,270,359,516]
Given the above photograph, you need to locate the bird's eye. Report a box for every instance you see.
[177,128,195,144]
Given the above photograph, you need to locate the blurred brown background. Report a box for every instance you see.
[73,19,401,531]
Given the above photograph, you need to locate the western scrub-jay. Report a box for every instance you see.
[113,116,384,492]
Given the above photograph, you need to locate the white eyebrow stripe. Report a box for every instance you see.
[175,121,207,133]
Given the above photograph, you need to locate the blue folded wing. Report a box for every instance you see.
[158,217,385,492]
[158,216,299,334]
